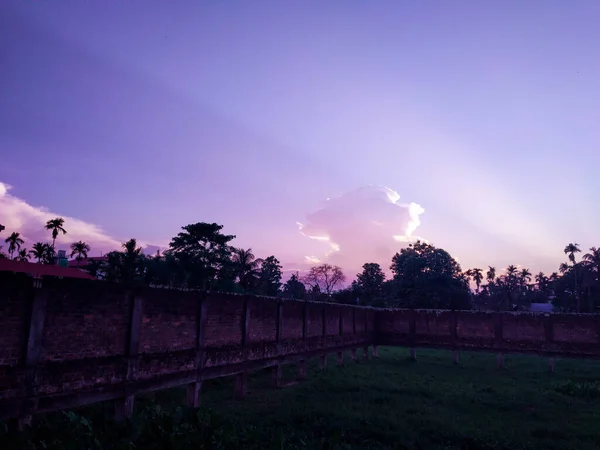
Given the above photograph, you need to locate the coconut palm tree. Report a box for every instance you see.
[467,268,483,292]
[70,241,91,265]
[519,268,532,287]
[15,248,29,262]
[486,266,496,285]
[5,232,24,260]
[583,247,600,274]
[29,242,47,263]
[45,217,67,249]
[564,243,582,312]
[232,248,262,290]
[121,238,143,281]
[535,271,548,291]
[564,243,581,265]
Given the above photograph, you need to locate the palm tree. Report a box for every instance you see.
[232,248,262,290]
[121,238,143,281]
[535,271,548,291]
[15,248,29,262]
[70,241,91,265]
[5,232,24,260]
[519,268,532,287]
[559,262,570,274]
[486,266,496,285]
[468,268,483,292]
[45,217,67,249]
[564,243,581,265]
[29,242,48,263]
[583,247,600,273]
[564,243,582,312]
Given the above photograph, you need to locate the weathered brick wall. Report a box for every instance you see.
[43,284,131,361]
[1,274,599,421]
[376,308,600,357]
[0,276,374,419]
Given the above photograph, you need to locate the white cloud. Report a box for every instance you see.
[297,185,426,276]
[0,181,160,256]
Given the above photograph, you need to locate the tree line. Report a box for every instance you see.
[1,220,598,313]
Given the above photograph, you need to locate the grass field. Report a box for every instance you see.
[4,347,600,449]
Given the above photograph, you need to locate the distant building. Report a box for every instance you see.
[529,302,554,313]
[0,259,96,280]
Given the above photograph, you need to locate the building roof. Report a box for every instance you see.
[0,259,96,280]
[67,256,107,268]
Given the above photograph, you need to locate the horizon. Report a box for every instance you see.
[2,0,599,281]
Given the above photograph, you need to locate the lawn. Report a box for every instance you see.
[4,347,600,449]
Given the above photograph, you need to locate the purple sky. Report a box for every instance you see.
[1,0,599,278]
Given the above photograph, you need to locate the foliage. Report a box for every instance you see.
[257,255,283,296]
[45,217,67,249]
[282,272,306,299]
[302,263,346,297]
[4,231,24,259]
[3,216,600,312]
[390,241,471,309]
[351,262,385,305]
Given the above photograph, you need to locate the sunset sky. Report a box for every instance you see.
[1,1,599,278]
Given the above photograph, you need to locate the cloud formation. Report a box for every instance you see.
[297,185,426,275]
[0,182,158,256]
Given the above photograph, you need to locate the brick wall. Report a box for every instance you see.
[376,308,600,356]
[0,273,598,421]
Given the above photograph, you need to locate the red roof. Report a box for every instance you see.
[0,259,96,280]
[67,256,107,268]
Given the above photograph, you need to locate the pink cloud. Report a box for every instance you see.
[297,185,427,277]
[0,181,159,256]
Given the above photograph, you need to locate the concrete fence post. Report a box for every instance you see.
[116,291,143,421]
[187,294,207,408]
[15,284,49,430]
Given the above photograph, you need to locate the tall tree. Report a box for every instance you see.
[257,255,283,296]
[168,222,236,290]
[29,242,48,263]
[70,241,91,265]
[467,268,483,292]
[352,262,385,304]
[15,248,29,262]
[5,232,24,260]
[302,263,346,296]
[232,248,261,290]
[564,243,582,312]
[120,238,144,282]
[390,241,470,310]
[45,217,67,249]
[519,268,532,287]
[282,272,307,300]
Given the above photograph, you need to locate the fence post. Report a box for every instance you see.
[187,294,207,407]
[115,291,143,421]
[15,282,49,429]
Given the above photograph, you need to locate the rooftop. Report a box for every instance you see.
[0,259,96,280]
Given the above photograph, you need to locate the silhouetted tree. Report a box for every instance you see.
[45,217,67,249]
[70,241,91,265]
[4,232,24,260]
[282,272,306,300]
[390,241,470,310]
[302,263,346,297]
[352,262,385,305]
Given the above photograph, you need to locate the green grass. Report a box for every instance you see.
[4,347,600,449]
